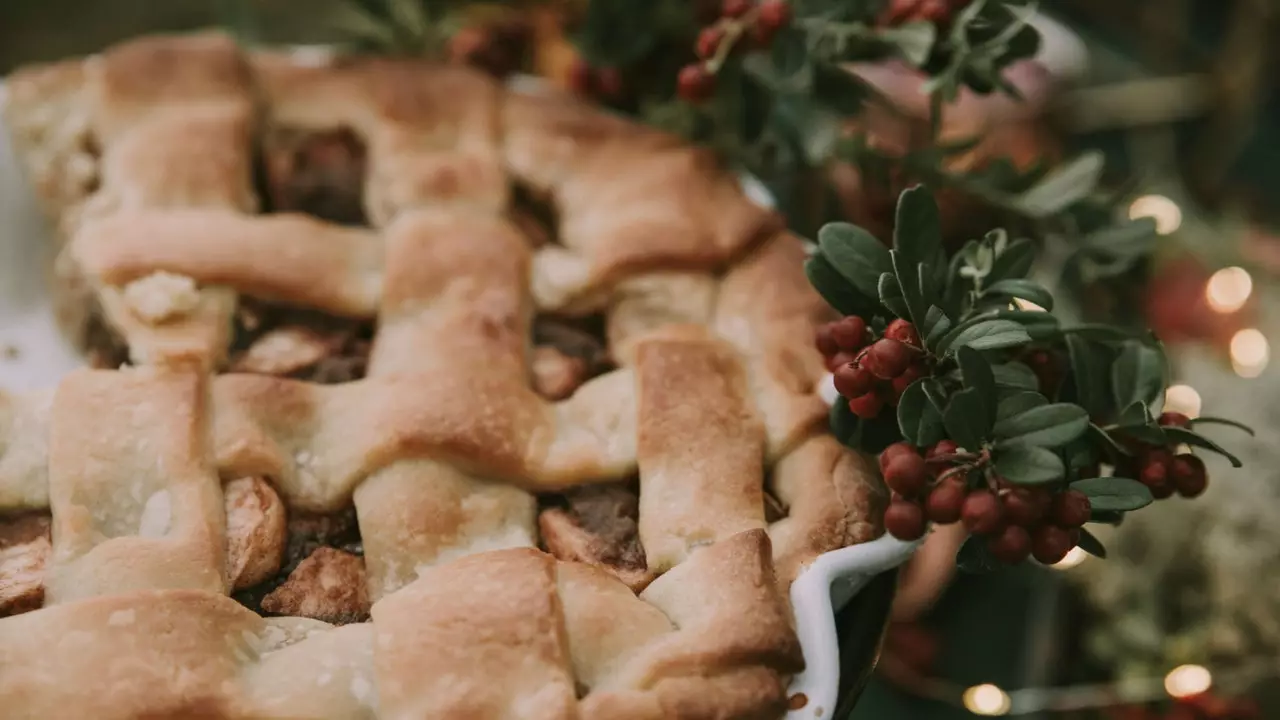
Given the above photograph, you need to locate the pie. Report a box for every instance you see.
[0,32,885,719]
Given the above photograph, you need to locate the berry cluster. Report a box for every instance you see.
[878,441,1092,565]
[877,0,972,27]
[567,61,626,101]
[817,316,928,419]
[678,0,792,103]
[1125,412,1210,500]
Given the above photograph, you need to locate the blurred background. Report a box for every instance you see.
[2,1,1279,719]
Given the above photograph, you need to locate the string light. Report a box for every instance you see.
[1052,546,1089,570]
[1164,665,1213,698]
[1163,385,1203,419]
[963,684,1012,716]
[1205,267,1253,314]
[1129,195,1183,235]
[1229,329,1270,378]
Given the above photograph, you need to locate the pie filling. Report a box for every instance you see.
[231,505,370,625]
[259,126,369,226]
[229,299,374,384]
[538,482,652,591]
[530,314,615,400]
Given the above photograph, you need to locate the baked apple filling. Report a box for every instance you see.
[538,482,654,593]
[229,299,374,384]
[0,514,51,617]
[229,480,370,626]
[530,314,615,400]
[259,126,368,226]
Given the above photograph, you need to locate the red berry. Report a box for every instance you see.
[1050,490,1091,528]
[863,339,913,380]
[986,525,1032,564]
[848,391,886,419]
[757,1,792,32]
[924,477,966,524]
[878,441,917,475]
[884,319,921,348]
[1003,487,1048,527]
[1139,448,1172,490]
[826,350,856,372]
[884,453,930,498]
[831,316,868,351]
[961,490,1004,535]
[696,26,726,58]
[925,439,959,461]
[833,363,875,399]
[1151,484,1175,500]
[677,64,716,102]
[722,0,752,18]
[884,499,927,541]
[1159,411,1191,428]
[1172,454,1208,498]
[568,58,595,95]
[815,323,839,357]
[1031,525,1074,565]
[918,0,951,23]
[595,67,624,99]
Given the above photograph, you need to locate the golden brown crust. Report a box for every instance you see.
[0,31,890,720]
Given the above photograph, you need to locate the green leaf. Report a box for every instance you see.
[1090,510,1126,525]
[982,278,1054,312]
[879,272,911,319]
[575,0,658,66]
[812,62,873,115]
[956,535,1001,574]
[1016,151,1104,218]
[921,378,950,415]
[1065,335,1113,419]
[1081,218,1158,258]
[998,391,1048,420]
[1088,423,1134,458]
[893,186,943,266]
[994,445,1066,485]
[994,404,1090,449]
[1188,416,1256,436]
[898,379,947,447]
[1161,427,1244,468]
[880,21,937,65]
[829,398,860,448]
[992,362,1039,391]
[891,251,927,326]
[805,254,879,317]
[1111,341,1167,412]
[1116,401,1152,427]
[957,346,996,396]
[1071,477,1154,512]
[944,388,992,451]
[1076,528,1108,559]
[922,305,953,353]
[941,319,1032,355]
[818,223,894,300]
[987,237,1036,282]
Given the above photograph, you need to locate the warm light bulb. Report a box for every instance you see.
[963,684,1011,716]
[1205,267,1253,314]
[1230,329,1270,378]
[1164,385,1202,419]
[1053,546,1088,570]
[1129,195,1183,235]
[1164,665,1212,698]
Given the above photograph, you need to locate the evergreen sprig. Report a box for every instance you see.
[810,186,1252,570]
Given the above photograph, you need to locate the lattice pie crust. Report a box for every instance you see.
[0,33,885,719]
